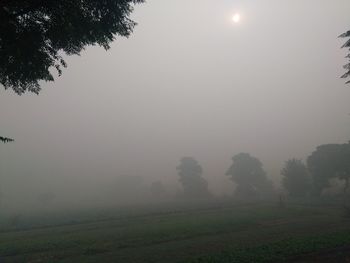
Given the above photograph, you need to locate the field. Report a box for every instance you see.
[1,201,350,263]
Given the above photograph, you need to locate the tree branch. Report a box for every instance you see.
[0,0,45,18]
[0,136,14,143]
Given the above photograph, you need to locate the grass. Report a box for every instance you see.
[0,202,349,263]
[189,231,350,263]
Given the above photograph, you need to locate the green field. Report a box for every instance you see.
[1,202,350,263]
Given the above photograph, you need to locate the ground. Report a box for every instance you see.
[0,201,350,262]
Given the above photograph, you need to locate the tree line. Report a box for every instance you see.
[176,142,350,199]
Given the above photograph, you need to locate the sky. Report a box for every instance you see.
[1,0,350,203]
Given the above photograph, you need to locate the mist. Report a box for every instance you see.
[1,2,350,259]
[1,0,350,261]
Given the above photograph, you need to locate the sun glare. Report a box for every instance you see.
[232,13,241,23]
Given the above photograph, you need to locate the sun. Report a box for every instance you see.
[232,13,241,23]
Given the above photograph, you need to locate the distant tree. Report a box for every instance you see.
[176,157,211,199]
[226,153,274,199]
[0,0,144,94]
[281,159,311,197]
[307,143,350,196]
[339,30,350,84]
[150,181,166,199]
[0,136,14,143]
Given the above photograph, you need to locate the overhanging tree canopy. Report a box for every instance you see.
[0,136,14,143]
[340,30,350,84]
[0,0,144,94]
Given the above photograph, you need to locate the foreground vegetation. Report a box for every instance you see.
[189,231,350,263]
[0,201,350,262]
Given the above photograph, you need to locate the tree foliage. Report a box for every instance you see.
[340,30,350,84]
[0,136,14,143]
[226,153,274,199]
[307,143,350,195]
[176,157,211,198]
[281,159,311,197]
[0,0,144,94]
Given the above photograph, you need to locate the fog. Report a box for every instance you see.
[1,0,350,212]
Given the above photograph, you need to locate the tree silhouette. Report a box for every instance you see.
[307,144,339,196]
[0,0,144,94]
[176,157,211,199]
[226,153,274,199]
[0,136,14,143]
[307,143,350,195]
[340,30,350,84]
[281,159,311,197]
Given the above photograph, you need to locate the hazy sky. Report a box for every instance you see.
[1,0,350,197]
